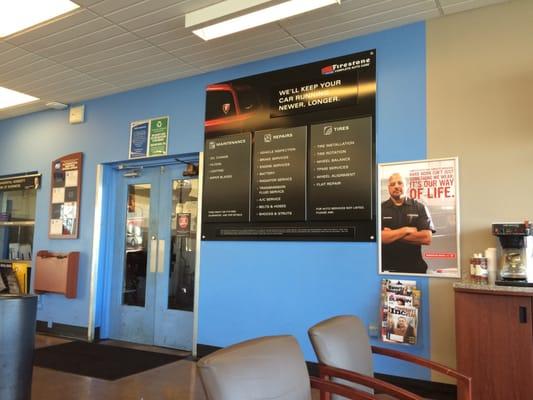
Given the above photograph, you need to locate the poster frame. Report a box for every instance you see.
[48,152,83,239]
[378,157,461,278]
[201,50,377,242]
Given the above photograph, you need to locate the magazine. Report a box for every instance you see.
[380,279,420,345]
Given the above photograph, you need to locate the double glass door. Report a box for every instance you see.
[109,163,199,349]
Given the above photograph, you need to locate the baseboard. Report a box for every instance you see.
[36,320,100,342]
[196,343,456,400]
[374,373,456,400]
[196,343,221,359]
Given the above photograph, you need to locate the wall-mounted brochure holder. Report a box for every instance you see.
[380,279,420,345]
[34,251,79,298]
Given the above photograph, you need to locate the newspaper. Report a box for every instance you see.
[381,279,420,345]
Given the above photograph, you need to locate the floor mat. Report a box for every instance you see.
[33,341,185,380]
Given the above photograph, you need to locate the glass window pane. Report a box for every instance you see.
[123,184,150,306]
[0,189,36,221]
[168,179,198,311]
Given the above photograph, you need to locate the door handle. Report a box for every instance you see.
[149,236,157,273]
[519,306,528,324]
[157,239,165,274]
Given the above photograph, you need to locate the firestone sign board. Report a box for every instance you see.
[129,116,169,159]
[201,50,377,242]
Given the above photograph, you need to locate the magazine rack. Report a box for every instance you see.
[380,279,421,345]
[34,251,79,298]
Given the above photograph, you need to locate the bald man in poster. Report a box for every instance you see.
[381,173,435,274]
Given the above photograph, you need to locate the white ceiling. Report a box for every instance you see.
[0,0,508,120]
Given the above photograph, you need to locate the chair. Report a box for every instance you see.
[196,335,381,400]
[308,315,472,400]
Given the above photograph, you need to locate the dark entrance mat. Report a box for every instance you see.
[33,341,185,380]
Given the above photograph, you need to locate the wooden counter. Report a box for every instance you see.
[454,283,533,400]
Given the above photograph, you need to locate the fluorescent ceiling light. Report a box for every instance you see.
[0,87,39,110]
[0,0,80,38]
[190,0,340,41]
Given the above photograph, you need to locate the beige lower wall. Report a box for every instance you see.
[426,0,533,382]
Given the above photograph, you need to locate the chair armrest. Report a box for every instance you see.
[371,346,472,400]
[310,376,378,400]
[319,365,423,400]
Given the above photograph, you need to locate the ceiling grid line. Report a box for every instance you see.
[0,0,510,119]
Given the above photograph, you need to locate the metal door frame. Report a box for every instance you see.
[88,153,203,355]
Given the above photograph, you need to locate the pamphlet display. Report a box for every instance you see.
[129,116,169,159]
[202,50,376,241]
[49,152,83,239]
[380,279,420,345]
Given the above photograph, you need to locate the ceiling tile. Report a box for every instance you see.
[96,58,187,81]
[0,58,57,83]
[300,9,440,47]
[293,1,437,42]
[284,0,435,36]
[440,0,508,14]
[73,0,106,6]
[59,38,152,68]
[0,41,16,54]
[201,43,303,72]
[81,50,175,76]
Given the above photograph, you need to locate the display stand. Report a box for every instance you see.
[34,251,79,298]
[380,279,421,345]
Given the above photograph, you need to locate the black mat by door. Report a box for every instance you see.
[33,341,185,380]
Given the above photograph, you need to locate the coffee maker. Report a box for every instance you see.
[492,222,533,286]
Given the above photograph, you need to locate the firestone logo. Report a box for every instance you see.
[321,57,372,75]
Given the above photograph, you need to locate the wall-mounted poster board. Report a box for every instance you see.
[49,152,83,239]
[129,116,169,159]
[202,50,376,241]
[378,157,460,277]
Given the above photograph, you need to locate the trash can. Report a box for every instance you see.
[0,294,38,400]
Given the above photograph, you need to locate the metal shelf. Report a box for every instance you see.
[0,259,32,265]
[0,221,35,226]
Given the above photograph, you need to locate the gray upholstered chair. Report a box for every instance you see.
[308,315,472,400]
[196,335,380,400]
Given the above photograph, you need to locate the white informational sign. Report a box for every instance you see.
[378,157,460,277]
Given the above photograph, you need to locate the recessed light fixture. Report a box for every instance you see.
[0,0,80,38]
[0,87,39,110]
[186,0,341,41]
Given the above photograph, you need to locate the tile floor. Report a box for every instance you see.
[32,334,321,400]
[32,334,206,400]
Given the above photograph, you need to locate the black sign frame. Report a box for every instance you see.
[202,50,376,242]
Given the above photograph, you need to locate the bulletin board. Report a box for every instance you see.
[49,152,83,239]
[201,49,376,241]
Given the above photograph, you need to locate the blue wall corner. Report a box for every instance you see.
[0,21,428,379]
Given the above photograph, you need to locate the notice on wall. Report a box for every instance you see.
[129,116,169,159]
[203,133,252,222]
[202,49,376,241]
[0,173,41,192]
[49,152,83,239]
[252,126,307,221]
[378,158,460,278]
[309,117,373,220]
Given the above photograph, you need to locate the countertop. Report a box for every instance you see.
[454,281,533,296]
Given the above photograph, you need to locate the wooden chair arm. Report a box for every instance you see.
[310,376,378,400]
[319,364,423,400]
[371,346,472,400]
[371,346,471,383]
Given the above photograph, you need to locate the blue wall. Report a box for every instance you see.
[0,22,428,378]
